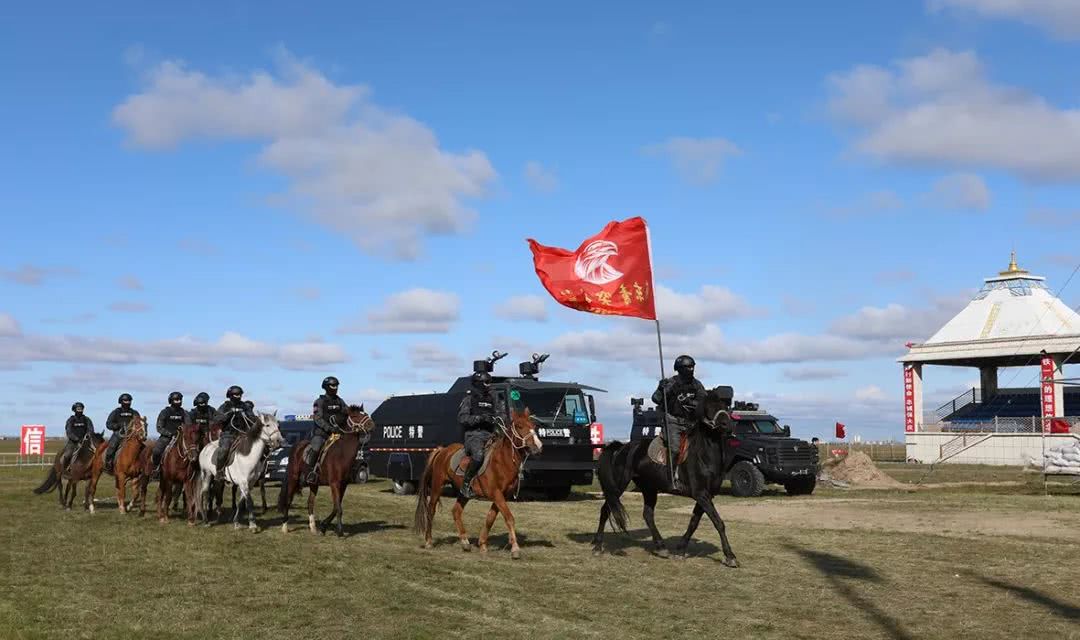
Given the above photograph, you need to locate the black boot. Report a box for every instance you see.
[215,451,227,480]
[304,448,319,485]
[460,458,481,499]
[150,455,161,479]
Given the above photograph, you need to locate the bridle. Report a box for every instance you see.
[175,425,200,464]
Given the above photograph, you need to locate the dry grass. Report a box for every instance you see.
[3,464,1080,639]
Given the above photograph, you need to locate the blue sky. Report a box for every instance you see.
[2,1,1079,440]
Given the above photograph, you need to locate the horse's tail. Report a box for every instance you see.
[277,444,303,516]
[598,441,631,532]
[412,448,439,536]
[33,466,60,495]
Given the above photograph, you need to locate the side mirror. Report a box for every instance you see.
[586,394,597,423]
[783,425,791,436]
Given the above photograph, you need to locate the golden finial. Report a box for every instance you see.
[1000,250,1028,276]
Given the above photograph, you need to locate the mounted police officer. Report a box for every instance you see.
[151,392,191,476]
[213,385,255,478]
[304,376,349,484]
[61,402,94,470]
[652,354,706,491]
[189,392,213,443]
[104,393,140,472]
[457,367,502,499]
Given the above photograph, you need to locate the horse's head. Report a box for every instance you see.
[509,408,543,455]
[347,404,375,435]
[701,386,734,432]
[129,415,148,440]
[258,410,283,449]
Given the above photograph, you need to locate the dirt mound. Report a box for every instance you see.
[821,451,907,489]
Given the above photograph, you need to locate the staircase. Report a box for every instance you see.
[935,388,981,421]
[937,432,994,463]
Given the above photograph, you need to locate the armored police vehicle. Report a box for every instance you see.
[367,352,602,500]
[264,415,369,484]
[630,395,818,497]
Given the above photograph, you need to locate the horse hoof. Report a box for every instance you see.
[723,557,740,569]
[250,525,260,533]
[281,524,289,534]
[653,547,670,559]
[592,547,604,557]
[510,549,521,560]
[479,545,488,555]
[187,521,195,528]
[233,523,242,531]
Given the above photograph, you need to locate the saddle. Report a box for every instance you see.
[315,433,341,468]
[221,436,245,466]
[449,437,497,478]
[646,435,690,467]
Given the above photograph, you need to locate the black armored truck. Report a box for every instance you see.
[630,395,818,497]
[366,352,602,500]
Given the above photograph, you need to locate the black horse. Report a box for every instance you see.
[592,386,739,567]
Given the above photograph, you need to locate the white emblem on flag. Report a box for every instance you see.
[574,240,624,285]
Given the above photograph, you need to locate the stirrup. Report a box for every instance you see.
[305,469,318,485]
[459,476,475,498]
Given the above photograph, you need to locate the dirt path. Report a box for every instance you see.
[669,498,1080,541]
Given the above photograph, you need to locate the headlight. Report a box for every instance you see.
[279,457,288,465]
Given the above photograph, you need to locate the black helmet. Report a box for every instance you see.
[322,376,340,392]
[194,392,210,407]
[674,355,696,375]
[227,385,243,399]
[168,391,183,405]
[243,400,254,411]
[471,371,492,389]
[118,393,132,405]
[72,402,84,412]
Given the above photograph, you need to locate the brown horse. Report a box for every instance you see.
[278,405,373,537]
[86,415,150,515]
[413,409,543,559]
[143,423,202,525]
[32,433,106,510]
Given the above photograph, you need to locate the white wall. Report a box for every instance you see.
[905,432,1080,465]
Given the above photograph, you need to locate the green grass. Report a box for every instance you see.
[3,467,1080,639]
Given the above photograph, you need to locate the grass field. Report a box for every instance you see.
[3,461,1080,640]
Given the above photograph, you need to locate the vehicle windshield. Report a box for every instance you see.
[515,389,589,424]
[734,418,785,435]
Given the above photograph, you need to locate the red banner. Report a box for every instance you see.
[590,423,605,459]
[20,425,45,456]
[527,217,656,320]
[1041,355,1056,433]
[904,366,916,433]
[835,422,846,439]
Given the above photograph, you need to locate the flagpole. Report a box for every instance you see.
[654,319,676,488]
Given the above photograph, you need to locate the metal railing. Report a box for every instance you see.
[0,452,53,468]
[938,433,992,461]
[934,388,981,420]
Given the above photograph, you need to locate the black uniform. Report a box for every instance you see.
[304,393,349,466]
[458,388,500,461]
[104,406,141,467]
[152,406,191,466]
[652,374,707,457]
[213,399,255,467]
[61,414,94,467]
[189,405,214,442]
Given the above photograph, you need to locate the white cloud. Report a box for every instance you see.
[0,265,78,286]
[654,285,758,333]
[407,342,463,373]
[113,51,496,260]
[495,295,548,322]
[828,296,968,342]
[827,190,904,217]
[340,287,460,334]
[928,172,991,211]
[642,137,741,185]
[827,48,1080,181]
[523,161,559,193]
[1027,208,1080,228]
[117,275,144,290]
[930,0,1080,40]
[855,385,888,402]
[108,301,152,313]
[0,313,21,337]
[782,367,848,381]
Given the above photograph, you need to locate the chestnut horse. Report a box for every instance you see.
[143,423,202,525]
[413,409,543,559]
[86,415,150,515]
[32,432,105,510]
[278,405,373,537]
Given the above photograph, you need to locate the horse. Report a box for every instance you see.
[278,405,373,537]
[86,415,150,515]
[32,432,106,510]
[142,423,202,525]
[591,386,739,567]
[413,408,543,559]
[196,411,282,531]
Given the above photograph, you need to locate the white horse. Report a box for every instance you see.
[197,411,282,531]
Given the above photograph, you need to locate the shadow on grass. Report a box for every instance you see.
[973,574,1080,621]
[340,520,407,537]
[784,543,913,640]
[433,532,555,550]
[566,528,721,559]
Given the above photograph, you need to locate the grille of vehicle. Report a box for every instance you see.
[777,445,816,467]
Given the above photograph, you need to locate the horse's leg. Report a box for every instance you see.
[319,481,341,536]
[116,472,127,513]
[260,480,268,515]
[674,503,705,558]
[696,495,739,568]
[451,497,471,552]
[307,486,319,534]
[591,502,611,555]
[155,479,165,523]
[87,469,100,514]
[641,488,668,557]
[477,503,499,554]
[246,486,258,532]
[492,491,521,560]
[335,484,345,538]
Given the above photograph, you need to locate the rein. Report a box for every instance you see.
[495,416,535,499]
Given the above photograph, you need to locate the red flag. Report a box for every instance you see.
[835,422,846,439]
[527,217,656,320]
[1050,418,1071,434]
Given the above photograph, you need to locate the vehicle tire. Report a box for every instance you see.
[392,480,416,496]
[353,466,369,485]
[784,476,816,496]
[729,461,765,498]
[544,485,572,501]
